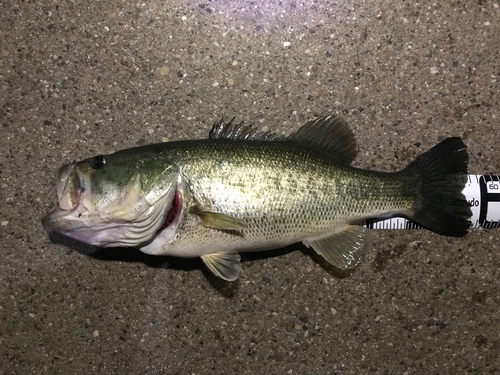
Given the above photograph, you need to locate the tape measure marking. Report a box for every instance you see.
[359,175,500,230]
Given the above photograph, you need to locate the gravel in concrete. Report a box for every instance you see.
[1,1,499,374]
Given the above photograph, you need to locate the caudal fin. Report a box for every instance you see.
[405,137,471,237]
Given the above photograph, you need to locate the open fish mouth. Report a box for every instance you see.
[42,188,181,248]
[42,162,91,233]
[41,196,87,232]
[57,162,80,210]
[42,163,182,248]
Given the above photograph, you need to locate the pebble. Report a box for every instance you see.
[160,66,169,76]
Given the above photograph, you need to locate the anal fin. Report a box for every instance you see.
[305,225,371,270]
[201,251,241,281]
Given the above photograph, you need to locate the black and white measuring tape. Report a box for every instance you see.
[361,175,500,230]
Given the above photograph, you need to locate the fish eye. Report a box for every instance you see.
[92,155,106,170]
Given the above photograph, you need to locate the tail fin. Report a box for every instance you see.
[404,137,471,237]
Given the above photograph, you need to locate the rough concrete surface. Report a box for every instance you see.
[1,1,499,374]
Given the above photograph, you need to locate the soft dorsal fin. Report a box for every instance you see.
[288,116,357,165]
[209,118,285,141]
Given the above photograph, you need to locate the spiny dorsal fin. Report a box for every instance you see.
[209,118,285,141]
[288,116,357,165]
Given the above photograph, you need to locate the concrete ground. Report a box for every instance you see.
[1,1,499,374]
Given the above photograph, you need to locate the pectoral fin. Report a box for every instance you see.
[305,225,371,270]
[190,208,247,230]
[201,251,241,281]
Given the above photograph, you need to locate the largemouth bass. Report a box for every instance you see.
[42,116,471,281]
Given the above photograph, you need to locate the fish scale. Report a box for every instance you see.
[132,138,424,270]
[43,116,471,281]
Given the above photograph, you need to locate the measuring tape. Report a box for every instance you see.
[360,175,500,230]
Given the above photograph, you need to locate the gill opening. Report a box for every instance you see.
[157,190,182,234]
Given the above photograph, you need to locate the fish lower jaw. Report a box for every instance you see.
[42,201,90,232]
[43,204,130,247]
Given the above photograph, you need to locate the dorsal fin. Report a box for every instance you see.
[287,116,357,165]
[209,118,285,141]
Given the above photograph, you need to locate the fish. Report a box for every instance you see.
[42,116,472,281]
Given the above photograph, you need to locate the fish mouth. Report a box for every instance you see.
[42,162,91,233]
[56,162,82,211]
[41,195,87,232]
[42,189,180,248]
[42,164,181,248]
